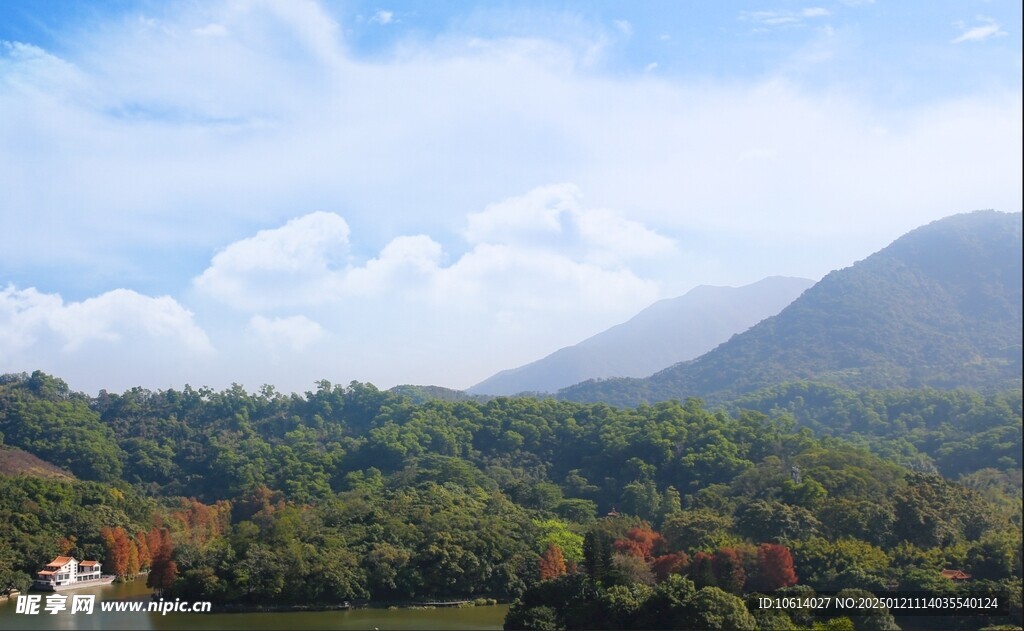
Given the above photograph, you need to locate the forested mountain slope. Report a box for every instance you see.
[470,277,813,395]
[559,211,1023,406]
[1,371,1020,625]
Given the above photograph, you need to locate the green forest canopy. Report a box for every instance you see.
[0,371,1020,627]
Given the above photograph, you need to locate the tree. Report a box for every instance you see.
[835,588,899,631]
[662,509,732,553]
[584,530,614,584]
[101,526,132,578]
[680,586,757,630]
[712,548,747,593]
[539,544,568,581]
[504,604,563,631]
[651,552,690,583]
[0,548,30,595]
[620,480,661,522]
[613,527,666,561]
[965,529,1021,580]
[170,567,225,601]
[610,553,655,586]
[659,486,682,523]
[135,531,152,570]
[689,551,717,588]
[736,500,820,542]
[637,575,697,629]
[236,544,285,601]
[126,539,140,579]
[790,538,890,591]
[751,543,798,592]
[535,519,585,565]
[596,583,653,629]
[147,528,178,591]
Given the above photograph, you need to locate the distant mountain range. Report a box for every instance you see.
[468,276,814,396]
[559,210,1023,406]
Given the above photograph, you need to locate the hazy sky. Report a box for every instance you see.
[1,0,1021,394]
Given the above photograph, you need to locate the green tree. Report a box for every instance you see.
[662,510,732,552]
[679,586,757,630]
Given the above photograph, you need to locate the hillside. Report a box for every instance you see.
[469,276,814,395]
[1,371,1020,617]
[389,384,491,404]
[0,445,75,480]
[559,210,1023,406]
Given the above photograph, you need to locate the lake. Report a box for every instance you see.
[0,584,509,630]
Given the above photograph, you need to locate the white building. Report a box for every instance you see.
[33,557,106,591]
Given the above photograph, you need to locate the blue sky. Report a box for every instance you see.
[1,0,1021,393]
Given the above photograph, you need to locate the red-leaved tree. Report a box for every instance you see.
[751,543,798,591]
[689,551,717,588]
[651,552,690,582]
[712,547,747,593]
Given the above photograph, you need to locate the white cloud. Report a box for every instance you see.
[0,41,87,95]
[952,17,1007,44]
[1,284,211,358]
[0,285,62,352]
[465,184,577,245]
[2,0,1017,286]
[186,185,668,387]
[0,0,1020,391]
[52,290,212,353]
[194,212,351,309]
[463,184,673,261]
[371,9,394,25]
[574,208,674,263]
[197,185,671,310]
[193,23,227,37]
[438,243,659,317]
[613,20,632,38]
[740,7,830,27]
[342,235,444,295]
[249,314,323,351]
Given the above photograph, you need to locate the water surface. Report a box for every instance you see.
[0,584,508,630]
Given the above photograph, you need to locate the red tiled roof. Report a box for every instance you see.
[46,556,74,567]
[940,569,971,580]
[37,570,55,576]
[79,560,99,566]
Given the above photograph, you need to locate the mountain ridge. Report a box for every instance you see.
[558,210,1023,406]
[469,276,814,395]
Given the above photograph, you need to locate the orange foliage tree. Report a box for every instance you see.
[135,531,152,570]
[146,528,178,590]
[613,526,666,561]
[101,526,132,577]
[168,498,232,549]
[538,544,568,581]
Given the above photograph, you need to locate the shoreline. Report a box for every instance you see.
[207,599,503,615]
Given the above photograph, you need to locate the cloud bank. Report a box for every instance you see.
[0,0,1019,392]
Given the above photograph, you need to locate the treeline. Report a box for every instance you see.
[731,382,1022,479]
[508,515,1020,629]
[0,371,1021,622]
